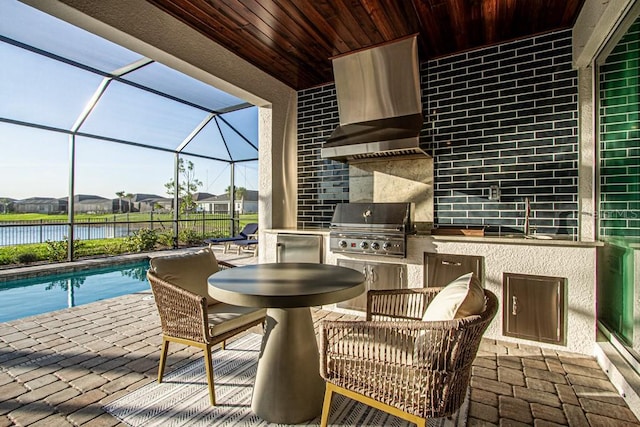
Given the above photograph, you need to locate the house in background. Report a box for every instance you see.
[130,194,172,213]
[13,197,67,214]
[195,190,258,214]
[73,194,112,213]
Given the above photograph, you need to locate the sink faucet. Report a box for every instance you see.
[524,197,530,236]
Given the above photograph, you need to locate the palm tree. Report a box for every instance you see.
[225,186,247,215]
[115,191,125,213]
[125,193,134,213]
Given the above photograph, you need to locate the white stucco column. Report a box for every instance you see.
[577,67,596,242]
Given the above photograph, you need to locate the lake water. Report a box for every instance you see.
[0,224,139,246]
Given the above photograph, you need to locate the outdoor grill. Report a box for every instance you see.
[329,202,414,258]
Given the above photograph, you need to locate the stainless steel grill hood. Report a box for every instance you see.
[322,35,427,162]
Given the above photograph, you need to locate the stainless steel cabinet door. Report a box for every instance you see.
[503,273,566,345]
[276,234,323,263]
[337,260,406,312]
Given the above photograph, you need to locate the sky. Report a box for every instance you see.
[0,0,259,201]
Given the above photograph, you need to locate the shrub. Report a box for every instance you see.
[178,229,202,245]
[45,238,83,262]
[0,249,16,265]
[16,252,38,264]
[156,231,175,247]
[126,228,158,252]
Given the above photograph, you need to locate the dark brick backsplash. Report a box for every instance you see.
[297,29,578,235]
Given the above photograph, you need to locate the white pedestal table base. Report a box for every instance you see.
[252,307,325,423]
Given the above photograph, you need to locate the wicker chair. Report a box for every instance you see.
[320,287,498,427]
[147,248,266,405]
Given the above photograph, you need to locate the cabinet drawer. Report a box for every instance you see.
[503,273,566,345]
[423,253,484,287]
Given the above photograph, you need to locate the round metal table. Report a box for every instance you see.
[208,262,365,424]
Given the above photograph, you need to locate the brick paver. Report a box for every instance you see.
[0,252,638,426]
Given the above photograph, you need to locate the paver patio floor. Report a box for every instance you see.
[0,251,638,426]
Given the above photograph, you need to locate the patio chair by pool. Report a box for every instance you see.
[320,273,498,427]
[147,248,266,405]
[205,223,258,254]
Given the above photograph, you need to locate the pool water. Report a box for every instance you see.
[0,260,150,322]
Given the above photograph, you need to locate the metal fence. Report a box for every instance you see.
[0,212,239,247]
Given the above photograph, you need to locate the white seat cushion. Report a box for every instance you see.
[149,248,220,305]
[421,272,485,321]
[207,303,266,336]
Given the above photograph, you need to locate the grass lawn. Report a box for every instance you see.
[0,213,259,267]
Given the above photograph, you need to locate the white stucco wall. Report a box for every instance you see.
[265,229,599,355]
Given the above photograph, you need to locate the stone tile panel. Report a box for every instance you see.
[498,366,526,386]
[578,397,638,422]
[44,387,81,407]
[523,366,567,384]
[8,401,54,425]
[513,385,561,408]
[498,395,533,424]
[16,382,69,404]
[468,400,499,423]
[563,403,590,426]
[566,373,617,392]
[29,413,74,427]
[530,402,567,424]
[526,377,556,394]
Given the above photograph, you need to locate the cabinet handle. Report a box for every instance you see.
[512,296,518,316]
[369,266,377,283]
[441,260,462,266]
[276,243,283,263]
[362,266,369,282]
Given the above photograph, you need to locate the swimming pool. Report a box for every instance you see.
[0,260,150,322]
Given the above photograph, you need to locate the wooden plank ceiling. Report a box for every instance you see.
[146,0,584,90]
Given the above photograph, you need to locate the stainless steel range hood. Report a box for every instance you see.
[322,35,427,162]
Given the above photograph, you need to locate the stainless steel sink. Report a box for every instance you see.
[489,233,558,240]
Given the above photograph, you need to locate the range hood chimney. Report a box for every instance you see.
[322,35,426,162]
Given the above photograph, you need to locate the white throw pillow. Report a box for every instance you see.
[421,272,485,321]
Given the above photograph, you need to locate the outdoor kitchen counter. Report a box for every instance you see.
[418,233,603,247]
[265,228,603,247]
[264,227,329,235]
[268,230,601,356]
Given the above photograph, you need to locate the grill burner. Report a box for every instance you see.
[329,203,413,258]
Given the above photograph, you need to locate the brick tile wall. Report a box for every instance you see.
[429,30,578,236]
[297,29,579,235]
[297,85,346,228]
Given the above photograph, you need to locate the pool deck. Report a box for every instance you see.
[0,249,639,426]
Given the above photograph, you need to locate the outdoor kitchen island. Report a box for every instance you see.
[263,229,602,355]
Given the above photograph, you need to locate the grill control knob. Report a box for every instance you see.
[338,240,347,248]
[382,242,392,250]
[359,241,369,249]
[371,242,380,250]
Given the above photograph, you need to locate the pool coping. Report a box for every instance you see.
[0,248,194,282]
[0,249,169,283]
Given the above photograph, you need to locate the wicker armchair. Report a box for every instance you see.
[147,248,266,405]
[320,287,498,427]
